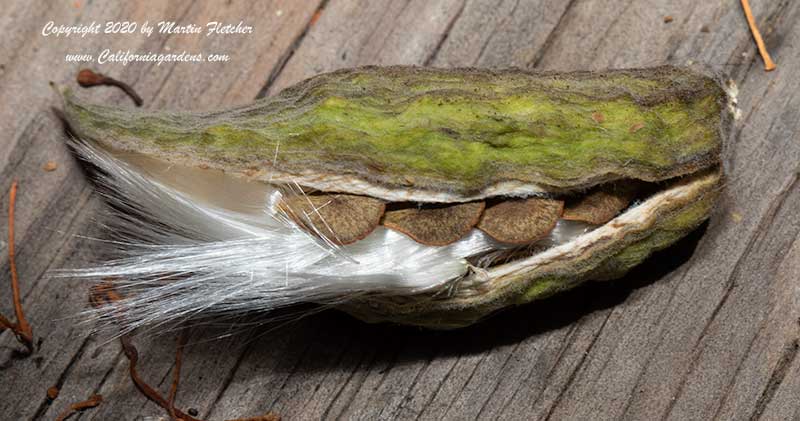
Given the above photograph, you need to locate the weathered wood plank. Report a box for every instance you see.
[265,0,466,94]
[1,0,799,420]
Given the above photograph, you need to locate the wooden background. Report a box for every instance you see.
[1,1,799,420]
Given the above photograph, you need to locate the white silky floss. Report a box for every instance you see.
[59,139,589,333]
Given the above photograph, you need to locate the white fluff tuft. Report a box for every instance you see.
[58,138,596,336]
[58,139,500,335]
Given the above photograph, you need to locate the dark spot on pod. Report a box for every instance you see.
[439,127,459,137]
[383,202,486,246]
[629,122,645,133]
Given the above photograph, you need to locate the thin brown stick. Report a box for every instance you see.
[77,69,144,106]
[740,0,776,71]
[120,334,202,421]
[8,182,30,341]
[54,394,103,421]
[92,284,279,421]
[90,284,200,420]
[169,331,189,421]
[90,285,198,420]
[0,312,14,330]
[1,181,33,353]
[119,333,281,421]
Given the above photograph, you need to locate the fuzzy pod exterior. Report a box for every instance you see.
[60,65,732,329]
[62,65,730,203]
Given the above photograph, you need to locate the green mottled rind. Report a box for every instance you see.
[62,66,728,195]
[340,169,721,329]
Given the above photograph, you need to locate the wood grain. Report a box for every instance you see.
[1,0,798,420]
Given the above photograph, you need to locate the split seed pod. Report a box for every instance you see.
[59,66,733,330]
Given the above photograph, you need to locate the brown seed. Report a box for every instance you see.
[563,184,639,225]
[591,112,605,124]
[383,202,485,246]
[47,386,60,400]
[477,198,563,244]
[43,161,58,172]
[664,15,674,23]
[629,122,645,133]
[279,193,385,245]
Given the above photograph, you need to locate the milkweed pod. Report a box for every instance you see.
[61,65,733,329]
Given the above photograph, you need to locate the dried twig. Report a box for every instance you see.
[7,182,31,345]
[94,277,280,420]
[740,0,776,71]
[0,181,34,354]
[168,331,189,421]
[77,69,144,106]
[54,393,103,421]
[120,334,202,421]
[0,313,14,333]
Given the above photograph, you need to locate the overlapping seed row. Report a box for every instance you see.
[280,183,639,247]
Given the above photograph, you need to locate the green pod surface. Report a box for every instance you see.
[63,65,730,203]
